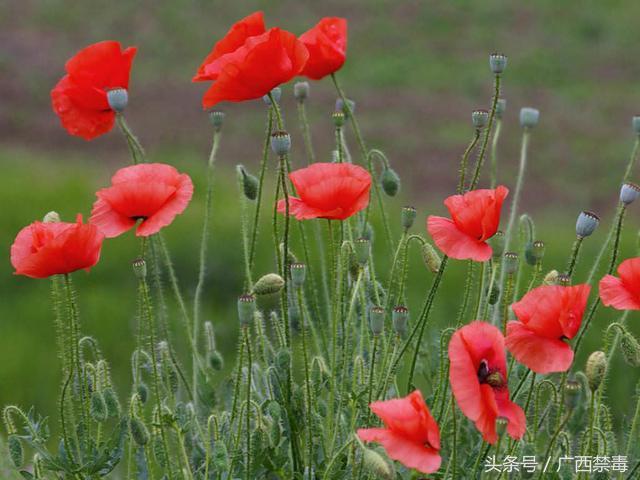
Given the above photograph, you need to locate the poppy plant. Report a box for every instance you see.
[51,41,137,140]
[90,163,194,238]
[11,215,104,279]
[506,284,591,374]
[277,162,371,220]
[599,257,640,310]
[357,390,441,474]
[427,186,508,262]
[193,16,308,109]
[299,17,348,80]
[449,321,525,444]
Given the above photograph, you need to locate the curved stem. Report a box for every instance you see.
[458,129,481,194]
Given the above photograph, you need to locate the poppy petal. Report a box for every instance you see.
[599,274,640,310]
[427,215,492,261]
[505,321,574,373]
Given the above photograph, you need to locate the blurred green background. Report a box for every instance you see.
[1,0,640,437]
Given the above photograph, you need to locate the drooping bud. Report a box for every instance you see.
[129,416,150,446]
[576,211,599,238]
[208,111,225,131]
[294,81,309,102]
[107,88,128,113]
[8,434,23,468]
[237,165,258,201]
[237,294,257,327]
[290,263,306,288]
[543,269,559,285]
[132,258,147,279]
[496,417,509,437]
[263,87,281,105]
[504,252,519,275]
[90,391,108,422]
[525,240,545,265]
[472,109,489,129]
[421,242,442,273]
[564,379,581,409]
[336,98,355,117]
[401,206,417,230]
[332,111,345,128]
[270,131,291,156]
[632,115,640,135]
[489,231,505,258]
[620,331,640,367]
[586,351,607,391]
[488,284,500,305]
[392,306,409,336]
[620,183,640,205]
[381,168,401,196]
[275,348,291,373]
[362,445,394,480]
[495,98,507,119]
[354,238,371,266]
[557,274,571,286]
[43,211,61,223]
[519,107,540,129]
[369,306,385,335]
[137,382,149,404]
[103,387,121,418]
[207,350,224,371]
[489,53,508,74]
[253,274,285,296]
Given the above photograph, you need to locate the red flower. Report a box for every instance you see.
[357,390,441,474]
[11,215,104,279]
[599,257,640,310]
[299,17,347,80]
[277,163,371,220]
[90,163,194,238]
[51,41,137,140]
[194,21,308,109]
[449,321,525,444]
[192,12,266,82]
[506,284,591,374]
[427,186,508,262]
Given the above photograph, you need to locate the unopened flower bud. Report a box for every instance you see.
[401,206,417,230]
[137,382,149,404]
[8,434,23,468]
[271,131,291,156]
[543,269,559,285]
[472,109,489,129]
[525,240,545,265]
[332,111,345,128]
[132,258,147,279]
[237,294,257,327]
[253,274,284,296]
[496,417,509,437]
[237,165,259,201]
[495,98,507,119]
[90,391,108,422]
[504,252,519,275]
[362,445,394,480]
[576,211,599,238]
[489,231,505,258]
[103,387,121,417]
[354,238,371,266]
[275,348,291,373]
[208,111,225,131]
[422,242,442,273]
[336,98,355,117]
[381,168,401,196]
[263,87,281,105]
[633,115,640,135]
[43,211,61,223]
[519,107,540,128]
[392,306,409,336]
[557,274,571,286]
[620,331,640,367]
[586,351,607,391]
[129,416,150,446]
[107,88,128,113]
[207,350,224,371]
[488,284,500,305]
[489,53,508,74]
[290,263,306,288]
[620,183,640,205]
[564,379,581,409]
[369,306,385,335]
[294,81,309,102]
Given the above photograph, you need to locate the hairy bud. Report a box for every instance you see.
[381,168,401,196]
[586,351,607,391]
[129,416,150,446]
[421,242,442,273]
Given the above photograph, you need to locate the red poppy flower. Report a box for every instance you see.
[357,390,441,474]
[90,163,194,238]
[51,41,137,140]
[427,186,508,262]
[299,17,347,80]
[506,284,591,374]
[277,162,371,221]
[194,24,308,109]
[449,321,525,444]
[11,215,104,279]
[192,11,266,82]
[599,257,640,310]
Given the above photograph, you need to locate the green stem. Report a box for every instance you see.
[469,74,501,190]
[566,237,583,277]
[243,327,252,480]
[116,114,145,164]
[297,288,313,470]
[297,100,315,164]
[490,118,503,188]
[458,129,481,194]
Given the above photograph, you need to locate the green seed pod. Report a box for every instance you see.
[421,242,442,273]
[237,165,259,201]
[586,351,607,391]
[489,230,505,258]
[576,211,599,238]
[362,446,394,480]
[496,416,508,437]
[270,131,291,156]
[369,306,385,335]
[519,107,540,129]
[208,111,225,131]
[90,391,108,422]
[620,331,640,367]
[557,274,571,286]
[107,88,128,113]
[504,252,519,275]
[8,434,23,468]
[290,262,306,288]
[332,111,346,128]
[294,81,309,102]
[43,211,61,223]
[253,274,284,296]
[354,238,370,266]
[401,206,417,230]
[103,387,121,418]
[237,294,257,327]
[335,97,355,117]
[380,168,400,196]
[137,382,149,404]
[392,306,409,336]
[129,416,150,446]
[489,53,507,74]
[207,350,224,371]
[564,380,581,409]
[525,240,545,265]
[488,284,500,305]
[543,269,559,285]
[472,109,489,129]
[131,258,147,280]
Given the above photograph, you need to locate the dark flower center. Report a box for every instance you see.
[477,359,505,389]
